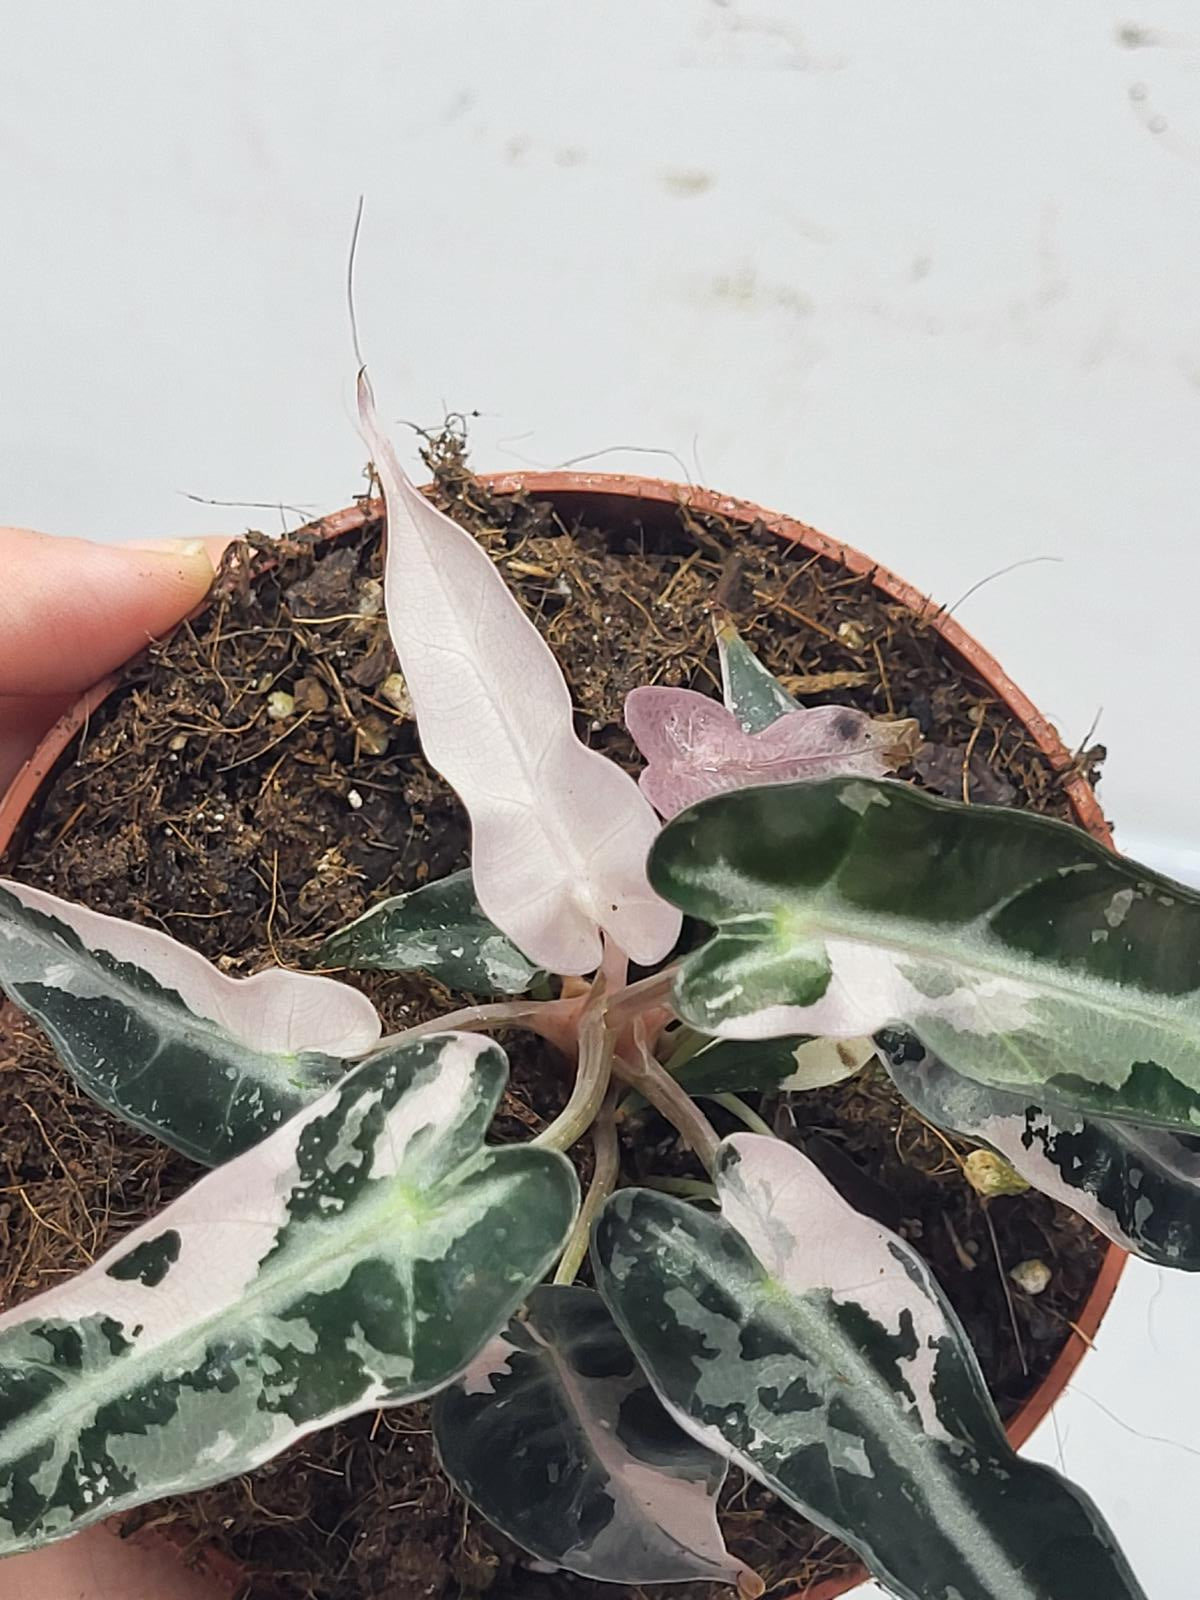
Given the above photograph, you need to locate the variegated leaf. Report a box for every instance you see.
[312,869,542,994]
[0,1033,578,1554]
[593,1133,1145,1600]
[670,1036,874,1099]
[715,618,801,734]
[625,687,919,820]
[433,1285,752,1589]
[883,1032,1200,1271]
[0,878,381,1164]
[651,777,1200,1131]
[360,374,679,975]
[778,1034,877,1090]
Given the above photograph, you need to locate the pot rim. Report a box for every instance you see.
[0,473,1125,1600]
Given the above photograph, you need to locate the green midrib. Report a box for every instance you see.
[716,897,1200,1077]
[0,1160,471,1485]
[679,1261,1037,1600]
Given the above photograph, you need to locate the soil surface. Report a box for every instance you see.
[0,436,1106,1600]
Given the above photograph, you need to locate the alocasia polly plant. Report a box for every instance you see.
[2,376,1191,1597]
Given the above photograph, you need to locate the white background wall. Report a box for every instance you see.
[1,3,1198,1595]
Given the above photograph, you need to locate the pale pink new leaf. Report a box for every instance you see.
[359,375,680,975]
[625,686,920,819]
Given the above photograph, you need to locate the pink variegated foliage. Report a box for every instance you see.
[625,686,920,819]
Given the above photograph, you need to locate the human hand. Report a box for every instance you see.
[0,525,230,1598]
[0,528,227,790]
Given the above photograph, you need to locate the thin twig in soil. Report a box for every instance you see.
[872,636,896,717]
[656,547,701,609]
[265,848,287,968]
[214,709,313,774]
[979,1197,1028,1377]
[961,712,985,804]
[752,589,839,641]
[287,613,387,626]
[17,1098,95,1257]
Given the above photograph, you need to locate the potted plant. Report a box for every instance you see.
[0,378,1187,1600]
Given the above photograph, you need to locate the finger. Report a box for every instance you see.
[130,534,234,564]
[0,528,219,697]
[0,1521,229,1600]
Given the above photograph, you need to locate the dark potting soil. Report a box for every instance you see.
[0,436,1107,1600]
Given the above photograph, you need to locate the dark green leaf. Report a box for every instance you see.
[715,619,801,733]
[650,777,1200,1132]
[0,1033,578,1554]
[433,1285,750,1588]
[0,879,382,1165]
[594,1133,1145,1600]
[673,1034,875,1097]
[882,1032,1200,1271]
[313,869,542,993]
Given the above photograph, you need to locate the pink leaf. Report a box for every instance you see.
[625,687,920,819]
[359,375,680,975]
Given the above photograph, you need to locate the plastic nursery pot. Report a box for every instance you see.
[0,478,1125,1600]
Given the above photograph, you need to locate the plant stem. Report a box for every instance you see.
[642,1176,718,1202]
[701,1091,775,1139]
[661,1025,711,1075]
[373,992,583,1059]
[532,1001,614,1152]
[613,1024,721,1175]
[603,965,677,1028]
[375,999,542,1042]
[553,1089,620,1286]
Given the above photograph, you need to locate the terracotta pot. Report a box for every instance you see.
[0,476,1124,1600]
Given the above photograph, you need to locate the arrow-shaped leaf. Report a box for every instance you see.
[312,869,543,994]
[0,1033,578,1555]
[0,879,382,1164]
[715,618,801,734]
[651,777,1200,1131]
[594,1133,1145,1600]
[359,374,679,976]
[625,687,919,820]
[433,1284,754,1589]
[883,1033,1200,1271]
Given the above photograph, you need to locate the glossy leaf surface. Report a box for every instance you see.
[0,1033,577,1553]
[360,374,679,975]
[0,879,381,1164]
[668,1035,873,1099]
[313,869,542,994]
[715,618,801,733]
[652,777,1200,1131]
[883,1033,1200,1270]
[594,1133,1145,1600]
[434,1285,750,1588]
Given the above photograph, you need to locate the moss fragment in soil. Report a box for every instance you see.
[0,439,1105,1600]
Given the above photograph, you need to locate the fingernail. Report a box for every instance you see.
[125,538,210,559]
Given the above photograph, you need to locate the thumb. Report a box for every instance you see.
[0,529,222,697]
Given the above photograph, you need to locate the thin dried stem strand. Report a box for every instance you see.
[553,1089,620,1286]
